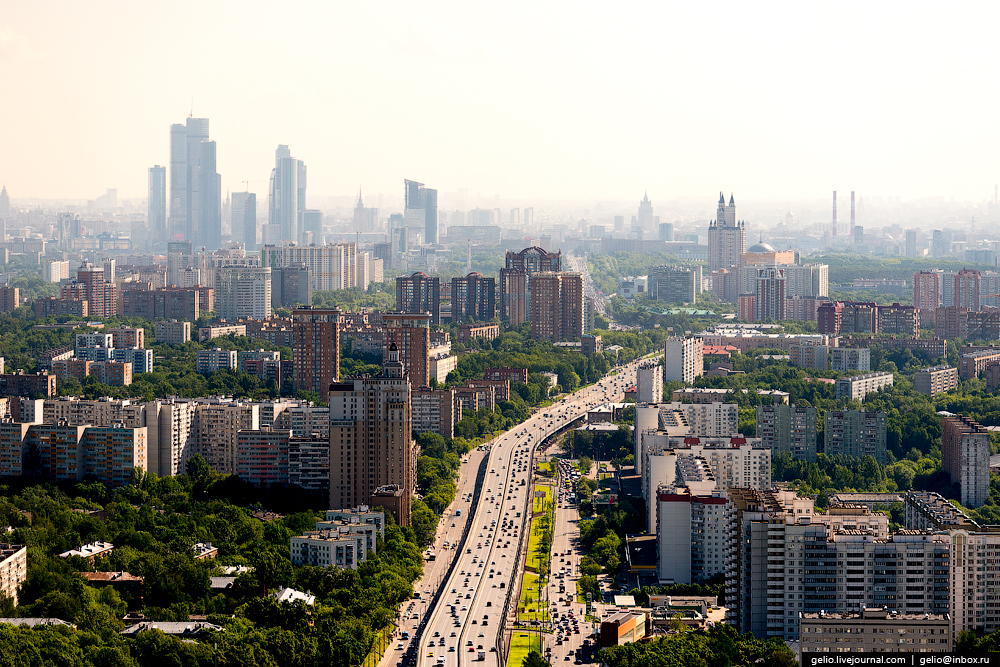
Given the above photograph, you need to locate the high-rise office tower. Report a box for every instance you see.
[148,166,167,248]
[232,192,257,251]
[396,272,441,324]
[328,342,416,525]
[269,145,306,244]
[509,208,520,226]
[293,306,341,396]
[168,117,221,250]
[637,192,654,231]
[529,272,584,342]
[500,246,562,327]
[451,272,497,323]
[404,179,438,244]
[523,207,534,228]
[301,209,322,244]
[0,185,8,218]
[658,222,674,242]
[383,313,431,389]
[932,229,948,257]
[754,266,786,322]
[707,193,746,271]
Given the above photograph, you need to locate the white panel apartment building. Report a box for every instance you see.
[261,243,357,291]
[657,484,733,585]
[835,372,894,401]
[661,401,739,438]
[663,337,703,383]
[636,364,663,403]
[215,266,272,320]
[727,488,947,642]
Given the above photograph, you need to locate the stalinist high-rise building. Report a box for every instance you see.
[707,192,746,271]
[328,342,416,526]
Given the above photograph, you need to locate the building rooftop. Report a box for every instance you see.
[58,541,114,559]
[121,621,224,637]
[0,618,76,629]
[273,587,316,606]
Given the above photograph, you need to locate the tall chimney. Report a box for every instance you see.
[832,191,837,237]
[851,191,856,240]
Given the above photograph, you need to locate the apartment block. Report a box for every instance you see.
[659,401,738,437]
[0,544,27,605]
[656,484,733,585]
[636,364,663,403]
[107,327,144,350]
[0,286,19,313]
[663,337,703,383]
[288,436,330,491]
[755,403,818,461]
[451,272,496,323]
[727,488,942,642]
[328,343,416,526]
[960,348,1000,380]
[0,423,146,486]
[789,342,829,371]
[456,323,500,344]
[273,404,331,438]
[292,306,341,396]
[529,272,584,343]
[236,429,290,487]
[914,365,958,396]
[411,387,459,439]
[0,372,57,398]
[193,400,259,475]
[395,271,441,324]
[215,266,272,320]
[484,367,527,383]
[835,372,894,401]
[198,324,246,343]
[903,491,980,532]
[261,243,358,291]
[799,608,952,654]
[941,414,990,508]
[290,529,368,569]
[824,410,888,464]
[878,303,919,337]
[155,320,191,345]
[383,312,430,388]
[196,348,238,374]
[831,347,871,372]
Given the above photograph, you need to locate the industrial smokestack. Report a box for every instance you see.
[851,191,855,240]
[832,191,837,237]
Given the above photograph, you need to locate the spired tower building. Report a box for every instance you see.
[707,192,746,271]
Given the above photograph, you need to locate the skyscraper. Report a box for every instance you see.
[328,342,416,526]
[404,179,438,244]
[269,145,306,244]
[0,185,8,218]
[707,193,746,271]
[293,306,341,396]
[301,209,323,244]
[905,229,917,257]
[637,192,654,231]
[353,190,378,232]
[941,414,990,508]
[168,118,221,250]
[231,192,257,251]
[148,166,166,248]
[955,268,981,311]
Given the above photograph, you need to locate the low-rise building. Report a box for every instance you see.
[198,324,247,343]
[455,323,500,344]
[600,611,649,648]
[58,541,114,564]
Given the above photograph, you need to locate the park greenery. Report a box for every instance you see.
[598,623,796,667]
[0,456,424,667]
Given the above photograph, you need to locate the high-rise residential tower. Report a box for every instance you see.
[168,118,221,250]
[396,272,441,324]
[529,272,584,342]
[707,193,746,271]
[500,246,561,327]
[451,272,497,323]
[329,342,416,526]
[269,145,306,244]
[404,179,438,244]
[231,192,257,251]
[148,166,166,248]
[293,306,341,396]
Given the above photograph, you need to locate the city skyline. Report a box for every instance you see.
[3,3,1000,204]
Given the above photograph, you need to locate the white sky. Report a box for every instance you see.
[2,1,998,205]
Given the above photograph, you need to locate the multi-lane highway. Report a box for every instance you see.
[388,359,640,667]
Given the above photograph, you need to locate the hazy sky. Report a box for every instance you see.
[3,1,999,205]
